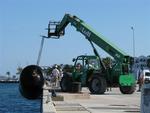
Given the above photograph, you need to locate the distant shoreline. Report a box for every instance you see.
[0,80,19,83]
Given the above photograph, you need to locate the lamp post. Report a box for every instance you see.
[131,26,135,57]
[37,36,48,65]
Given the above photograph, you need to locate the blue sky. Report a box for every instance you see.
[0,0,150,76]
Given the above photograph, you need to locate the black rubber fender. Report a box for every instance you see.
[19,65,44,99]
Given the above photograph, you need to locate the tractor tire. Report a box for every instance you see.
[119,85,135,94]
[60,76,72,92]
[88,75,107,94]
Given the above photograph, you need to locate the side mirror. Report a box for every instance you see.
[72,58,76,62]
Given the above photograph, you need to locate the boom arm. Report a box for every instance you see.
[48,14,130,62]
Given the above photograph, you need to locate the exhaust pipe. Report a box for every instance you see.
[19,65,44,99]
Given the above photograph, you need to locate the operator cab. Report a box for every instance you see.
[72,55,101,86]
[73,55,101,71]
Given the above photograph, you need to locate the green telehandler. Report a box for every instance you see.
[47,14,136,94]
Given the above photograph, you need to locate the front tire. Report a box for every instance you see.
[60,76,72,92]
[89,75,107,94]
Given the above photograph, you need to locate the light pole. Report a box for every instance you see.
[131,26,135,57]
[37,36,48,65]
[37,37,44,65]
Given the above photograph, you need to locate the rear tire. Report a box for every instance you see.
[60,76,72,92]
[89,75,107,94]
[119,85,135,94]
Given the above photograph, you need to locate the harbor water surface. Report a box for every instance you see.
[0,83,41,113]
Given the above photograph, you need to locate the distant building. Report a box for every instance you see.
[0,75,19,83]
[0,76,8,81]
[132,55,150,80]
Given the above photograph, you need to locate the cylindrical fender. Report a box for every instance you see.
[19,65,44,99]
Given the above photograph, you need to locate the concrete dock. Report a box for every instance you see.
[42,86,140,113]
[42,89,57,113]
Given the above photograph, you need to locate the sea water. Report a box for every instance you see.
[0,83,41,113]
